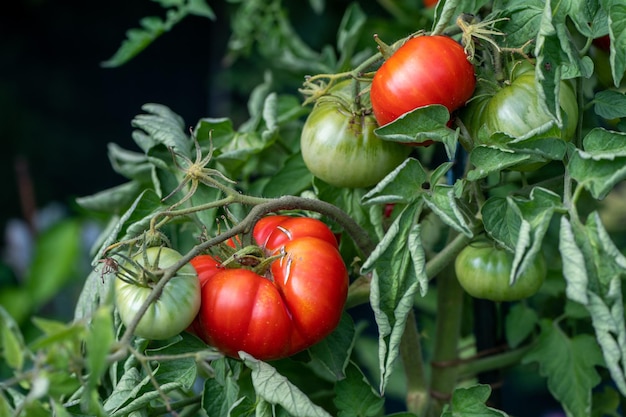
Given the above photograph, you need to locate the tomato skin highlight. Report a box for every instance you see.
[454,241,546,302]
[115,247,201,340]
[370,35,476,127]
[192,215,349,360]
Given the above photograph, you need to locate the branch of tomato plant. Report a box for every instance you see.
[456,343,533,379]
[128,344,179,413]
[401,308,429,415]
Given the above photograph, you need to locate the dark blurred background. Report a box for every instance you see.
[2,0,218,230]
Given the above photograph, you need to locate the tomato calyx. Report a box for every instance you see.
[455,13,507,61]
[221,244,287,279]
[113,248,169,287]
[162,133,236,210]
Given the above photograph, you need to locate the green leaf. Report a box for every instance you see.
[241,353,332,417]
[262,152,312,197]
[505,303,539,348]
[374,105,458,158]
[202,377,244,417]
[107,143,153,182]
[441,384,507,416]
[559,213,626,396]
[361,158,429,205]
[482,187,561,282]
[593,90,626,119]
[131,104,190,157]
[89,189,160,266]
[101,0,213,68]
[29,318,85,351]
[335,3,367,71]
[422,183,474,237]
[25,219,81,307]
[186,0,215,19]
[559,216,590,306]
[507,137,568,162]
[467,146,531,180]
[103,368,151,414]
[74,266,115,322]
[533,1,571,125]
[608,4,626,87]
[101,16,167,67]
[146,332,205,389]
[108,382,182,417]
[76,181,145,213]
[567,1,605,38]
[523,321,604,417]
[308,313,355,380]
[0,306,26,371]
[496,1,543,49]
[0,392,13,416]
[333,363,384,417]
[86,306,115,392]
[568,128,626,199]
[361,203,427,393]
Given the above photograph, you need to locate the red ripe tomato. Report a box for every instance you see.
[191,215,348,360]
[190,254,223,287]
[423,0,438,7]
[370,35,476,128]
[255,215,338,252]
[196,268,293,359]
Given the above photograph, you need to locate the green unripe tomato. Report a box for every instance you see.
[115,247,201,340]
[300,81,410,188]
[454,240,546,302]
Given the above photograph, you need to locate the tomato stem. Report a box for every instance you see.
[401,309,429,415]
[457,344,533,379]
[426,231,466,416]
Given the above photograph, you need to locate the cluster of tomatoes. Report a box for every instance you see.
[115,215,348,361]
[115,32,584,358]
[301,33,579,188]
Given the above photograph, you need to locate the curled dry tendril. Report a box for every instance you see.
[162,130,235,210]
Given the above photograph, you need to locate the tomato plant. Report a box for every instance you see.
[300,81,410,188]
[454,240,546,302]
[193,215,348,360]
[9,2,626,417]
[114,246,201,340]
[370,35,476,129]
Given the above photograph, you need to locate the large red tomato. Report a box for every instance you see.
[370,35,476,127]
[191,215,348,360]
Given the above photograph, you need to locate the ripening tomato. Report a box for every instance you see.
[370,35,476,129]
[300,81,410,188]
[115,247,201,340]
[192,215,348,360]
[463,62,578,146]
[454,240,546,302]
